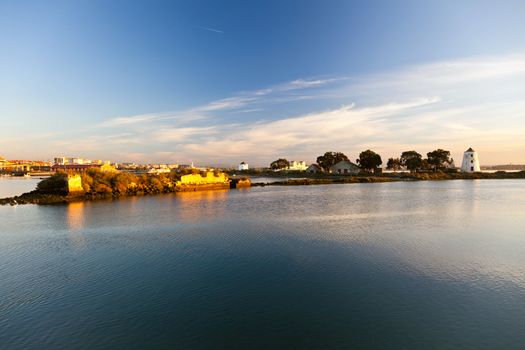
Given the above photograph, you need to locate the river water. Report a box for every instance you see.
[1,180,524,349]
[0,177,40,198]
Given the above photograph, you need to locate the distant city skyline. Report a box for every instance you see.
[1,0,524,166]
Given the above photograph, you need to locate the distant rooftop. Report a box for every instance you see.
[465,147,475,152]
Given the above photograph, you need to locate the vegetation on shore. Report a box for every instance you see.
[269,148,457,174]
[269,158,291,170]
[246,168,525,186]
[357,150,383,172]
[0,168,225,205]
[252,176,396,187]
[400,170,525,180]
[316,152,350,172]
[2,169,525,206]
[2,145,525,206]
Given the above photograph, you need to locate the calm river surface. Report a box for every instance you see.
[0,177,40,198]
[1,180,525,349]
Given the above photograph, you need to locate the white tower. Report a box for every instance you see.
[238,161,249,171]
[461,147,480,172]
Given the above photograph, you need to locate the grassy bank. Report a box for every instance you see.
[2,170,524,206]
[399,170,525,180]
[249,170,525,187]
[252,176,397,186]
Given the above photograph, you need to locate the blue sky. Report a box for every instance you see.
[1,0,524,166]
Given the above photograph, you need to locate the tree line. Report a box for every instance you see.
[386,149,453,172]
[269,148,453,173]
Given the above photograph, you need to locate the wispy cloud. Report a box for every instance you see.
[199,26,224,34]
[279,78,343,91]
[171,98,443,163]
[97,114,159,127]
[233,108,263,114]
[97,76,343,129]
[195,96,257,112]
[49,53,525,165]
[151,126,220,142]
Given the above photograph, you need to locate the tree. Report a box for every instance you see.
[420,158,431,172]
[400,151,423,172]
[111,172,137,194]
[37,173,68,194]
[80,172,94,192]
[358,149,382,172]
[270,158,290,170]
[147,177,164,192]
[386,158,402,172]
[426,149,451,171]
[93,182,112,194]
[316,152,349,172]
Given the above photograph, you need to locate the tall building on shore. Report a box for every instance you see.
[52,156,116,172]
[461,147,480,172]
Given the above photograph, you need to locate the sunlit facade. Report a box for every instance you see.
[461,148,481,172]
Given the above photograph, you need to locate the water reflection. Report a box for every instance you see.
[66,201,87,249]
[1,180,525,349]
[174,189,229,223]
[66,202,85,230]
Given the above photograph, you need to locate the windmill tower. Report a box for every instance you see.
[461,147,480,172]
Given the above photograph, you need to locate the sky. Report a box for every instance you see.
[1,0,524,166]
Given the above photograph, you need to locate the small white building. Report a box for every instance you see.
[54,156,93,165]
[288,160,308,171]
[331,160,360,175]
[306,164,323,174]
[54,157,67,165]
[147,167,171,174]
[238,161,249,171]
[461,147,480,172]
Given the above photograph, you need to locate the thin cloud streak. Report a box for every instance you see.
[199,26,224,34]
[52,53,525,165]
[173,98,443,163]
[194,96,257,112]
[97,77,343,128]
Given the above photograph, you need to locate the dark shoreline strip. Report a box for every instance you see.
[2,171,524,206]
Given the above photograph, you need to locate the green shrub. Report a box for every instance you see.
[37,173,68,194]
[147,177,164,192]
[93,183,112,194]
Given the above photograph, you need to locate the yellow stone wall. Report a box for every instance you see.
[177,171,229,186]
[67,174,84,193]
[100,163,117,172]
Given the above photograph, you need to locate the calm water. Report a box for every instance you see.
[1,180,525,349]
[0,177,40,198]
[236,176,306,184]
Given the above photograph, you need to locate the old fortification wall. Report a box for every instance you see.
[176,171,230,192]
[67,174,84,193]
[177,171,229,185]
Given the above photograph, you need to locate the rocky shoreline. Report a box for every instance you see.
[2,170,524,206]
[0,189,169,206]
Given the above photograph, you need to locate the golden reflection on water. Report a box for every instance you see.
[66,201,87,248]
[67,201,86,230]
[174,190,229,223]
